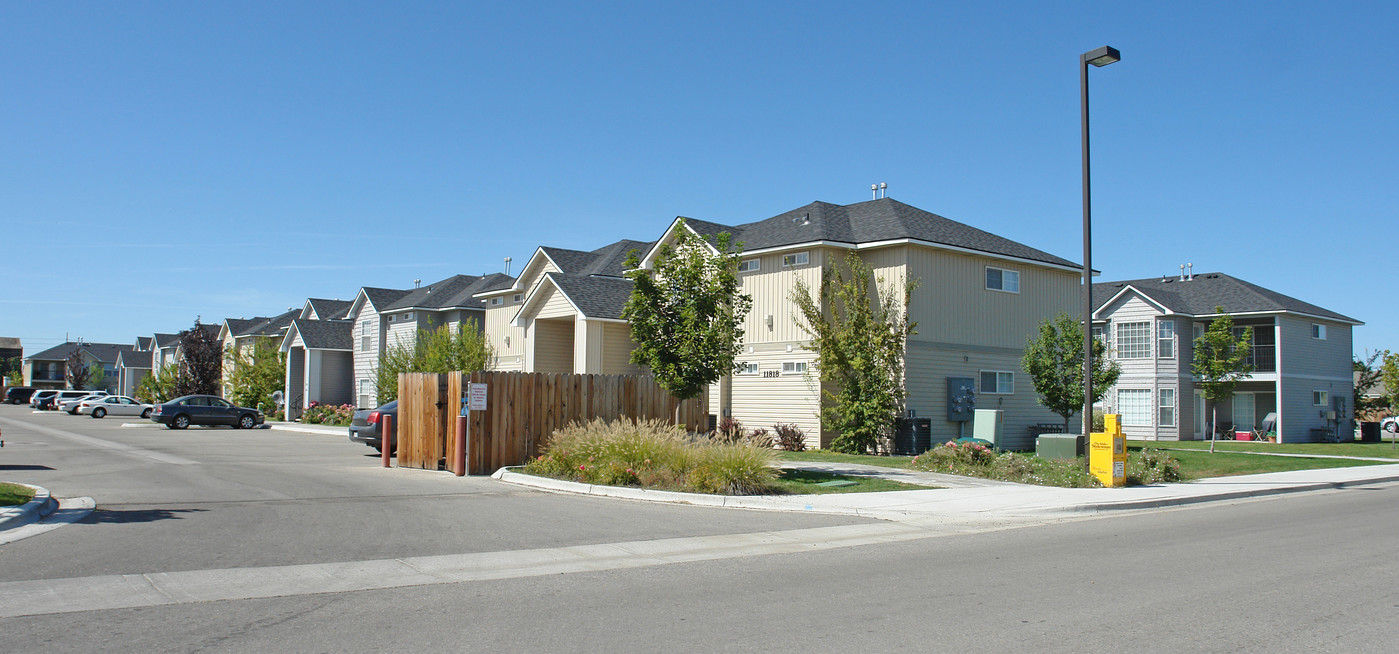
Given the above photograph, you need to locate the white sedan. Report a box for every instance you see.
[59,393,108,414]
[78,395,155,419]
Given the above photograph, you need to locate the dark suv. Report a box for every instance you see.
[5,387,37,405]
[151,395,265,430]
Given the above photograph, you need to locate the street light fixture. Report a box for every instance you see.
[1081,45,1119,444]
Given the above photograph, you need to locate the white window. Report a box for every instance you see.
[782,252,809,267]
[1311,323,1326,340]
[360,320,371,351]
[1193,323,1205,340]
[1313,390,1329,406]
[782,361,808,374]
[359,380,371,409]
[985,266,1020,293]
[1091,325,1105,344]
[737,259,761,273]
[980,370,1014,394]
[513,294,523,303]
[491,297,503,306]
[1157,320,1175,358]
[1116,321,1151,359]
[1118,389,1151,426]
[737,362,759,375]
[1159,388,1175,427]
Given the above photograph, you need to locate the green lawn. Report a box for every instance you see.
[0,482,36,507]
[776,450,917,469]
[770,469,935,494]
[1128,439,1399,459]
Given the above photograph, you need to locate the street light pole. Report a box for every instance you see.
[1081,45,1119,443]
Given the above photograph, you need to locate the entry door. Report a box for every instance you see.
[1232,392,1256,432]
[1194,391,1206,438]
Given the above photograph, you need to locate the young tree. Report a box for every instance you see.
[791,251,919,454]
[1354,350,1390,421]
[174,319,223,397]
[135,364,180,404]
[65,349,93,390]
[1022,312,1121,433]
[225,339,287,412]
[623,220,752,423]
[372,321,494,404]
[1191,307,1254,452]
[1381,351,1399,450]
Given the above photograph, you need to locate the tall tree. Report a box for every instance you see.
[1022,312,1121,433]
[373,321,494,404]
[225,339,287,412]
[65,349,93,390]
[174,319,223,397]
[1381,351,1399,450]
[623,219,752,422]
[791,251,919,454]
[1191,307,1254,452]
[135,364,180,404]
[1354,350,1390,421]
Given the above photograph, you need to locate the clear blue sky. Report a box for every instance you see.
[3,2,1394,357]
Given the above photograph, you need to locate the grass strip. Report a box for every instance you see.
[0,482,36,507]
[771,469,935,495]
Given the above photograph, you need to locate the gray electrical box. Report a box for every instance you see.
[947,377,976,422]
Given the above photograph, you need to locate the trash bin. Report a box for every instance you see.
[1360,422,1381,443]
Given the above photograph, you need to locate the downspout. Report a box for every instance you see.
[1273,319,1283,443]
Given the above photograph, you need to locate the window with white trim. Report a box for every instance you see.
[1157,320,1175,358]
[782,361,808,374]
[1313,390,1329,406]
[737,259,760,273]
[513,294,523,302]
[985,266,1020,293]
[491,297,503,306]
[360,320,371,351]
[359,380,371,409]
[1091,325,1105,344]
[737,362,759,375]
[782,252,809,267]
[1159,388,1176,427]
[1116,321,1151,359]
[1311,323,1326,340]
[980,370,1014,394]
[1118,389,1151,426]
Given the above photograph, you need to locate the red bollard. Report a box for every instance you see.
[381,414,393,468]
[455,415,467,476]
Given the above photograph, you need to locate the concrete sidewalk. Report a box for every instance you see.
[494,462,1399,522]
[0,484,57,531]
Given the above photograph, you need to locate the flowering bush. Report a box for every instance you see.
[912,441,1100,488]
[1127,448,1182,484]
[302,402,355,426]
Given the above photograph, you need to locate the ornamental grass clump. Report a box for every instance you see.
[524,418,778,495]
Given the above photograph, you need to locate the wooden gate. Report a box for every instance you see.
[395,371,708,474]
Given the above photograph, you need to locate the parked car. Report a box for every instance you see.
[348,400,397,453]
[78,395,155,419]
[59,392,109,414]
[29,390,57,409]
[151,395,264,430]
[41,390,103,411]
[4,387,37,405]
[1383,417,1399,434]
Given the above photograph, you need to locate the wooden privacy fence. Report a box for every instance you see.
[396,371,708,474]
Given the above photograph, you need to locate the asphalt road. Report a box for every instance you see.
[2,405,1396,652]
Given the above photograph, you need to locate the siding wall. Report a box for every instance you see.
[1096,294,1187,440]
[904,340,1064,450]
[907,246,1080,349]
[1276,315,1354,442]
[533,318,574,373]
[600,321,641,375]
[485,301,525,371]
[727,345,824,448]
[736,248,828,344]
[350,300,384,409]
[319,350,355,406]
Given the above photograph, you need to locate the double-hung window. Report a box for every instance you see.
[1158,388,1176,427]
[360,320,372,351]
[1117,322,1151,359]
[1157,320,1175,358]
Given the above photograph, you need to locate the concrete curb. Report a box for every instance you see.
[1059,472,1399,514]
[267,423,346,436]
[0,484,58,531]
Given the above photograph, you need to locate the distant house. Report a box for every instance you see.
[219,309,298,397]
[151,333,180,373]
[1,336,21,384]
[1092,272,1362,443]
[23,341,134,392]
[115,348,152,397]
[282,318,354,418]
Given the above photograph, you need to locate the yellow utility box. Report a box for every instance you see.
[1090,414,1126,487]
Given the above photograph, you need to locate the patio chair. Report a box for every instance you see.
[1252,413,1277,442]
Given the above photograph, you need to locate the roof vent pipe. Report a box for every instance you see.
[504,256,512,276]
[1180,264,1185,281]
[1187,263,1193,281]
[871,183,878,200]
[414,279,421,289]
[879,182,887,198]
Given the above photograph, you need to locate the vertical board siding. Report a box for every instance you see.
[738,249,827,344]
[484,303,526,371]
[904,341,1063,450]
[398,372,706,474]
[907,247,1078,349]
[319,351,355,406]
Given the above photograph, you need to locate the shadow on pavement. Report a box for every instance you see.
[0,465,55,471]
[82,508,208,524]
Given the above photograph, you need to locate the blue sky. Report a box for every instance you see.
[3,2,1394,357]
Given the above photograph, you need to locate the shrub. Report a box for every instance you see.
[524,418,778,495]
[911,442,1100,488]
[746,427,774,449]
[713,417,744,443]
[302,402,355,426]
[1127,448,1182,484]
[772,423,807,452]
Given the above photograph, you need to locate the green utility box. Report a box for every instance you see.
[1036,434,1084,460]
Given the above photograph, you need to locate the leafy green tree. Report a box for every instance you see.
[135,364,180,404]
[1381,351,1399,449]
[623,219,752,422]
[174,319,223,397]
[1191,307,1254,452]
[1,356,21,386]
[1022,312,1121,433]
[1354,350,1390,421]
[65,349,93,390]
[225,339,287,412]
[791,251,918,454]
[4,368,21,387]
[373,321,494,404]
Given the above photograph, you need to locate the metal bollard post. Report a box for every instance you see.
[455,415,467,477]
[382,414,393,468]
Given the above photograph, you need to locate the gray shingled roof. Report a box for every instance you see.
[547,274,635,320]
[362,287,411,311]
[540,239,653,278]
[288,319,353,350]
[154,333,180,349]
[677,198,1077,269]
[117,349,153,369]
[1093,273,1360,323]
[306,298,353,320]
[386,273,517,312]
[223,318,259,338]
[135,336,153,350]
[242,309,298,337]
[26,342,134,363]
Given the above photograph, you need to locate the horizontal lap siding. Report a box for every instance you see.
[351,301,383,407]
[1277,316,1353,442]
[485,304,525,371]
[728,347,823,449]
[601,322,641,375]
[534,319,574,374]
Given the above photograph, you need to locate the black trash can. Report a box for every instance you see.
[1360,422,1381,443]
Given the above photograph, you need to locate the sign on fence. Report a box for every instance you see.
[468,383,488,411]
